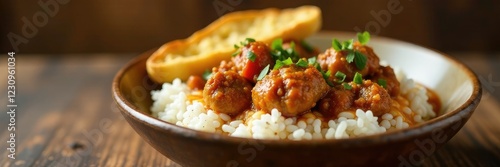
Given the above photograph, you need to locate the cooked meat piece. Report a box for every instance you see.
[186,75,206,91]
[212,60,236,73]
[317,85,355,118]
[203,71,252,115]
[353,80,391,117]
[318,80,391,117]
[232,41,274,83]
[317,42,380,81]
[371,66,400,96]
[252,64,329,117]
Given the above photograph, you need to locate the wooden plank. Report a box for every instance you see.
[27,55,179,166]
[0,56,71,166]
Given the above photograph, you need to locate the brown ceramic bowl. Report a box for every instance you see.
[112,32,481,167]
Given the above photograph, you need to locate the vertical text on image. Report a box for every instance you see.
[6,52,17,160]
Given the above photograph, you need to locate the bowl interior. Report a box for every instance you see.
[116,49,159,115]
[307,32,476,116]
[116,32,480,136]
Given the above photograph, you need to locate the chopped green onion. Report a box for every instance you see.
[343,83,352,90]
[321,70,334,87]
[202,70,212,80]
[332,39,342,51]
[257,64,270,81]
[234,44,239,49]
[325,80,335,87]
[247,51,256,62]
[314,63,322,71]
[354,51,367,70]
[357,31,370,45]
[301,40,314,53]
[353,72,363,84]
[346,51,355,63]
[378,79,387,88]
[296,59,308,67]
[322,70,331,80]
[334,71,347,82]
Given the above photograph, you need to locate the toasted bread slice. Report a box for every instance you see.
[146,6,321,83]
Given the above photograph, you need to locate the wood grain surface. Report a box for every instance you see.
[0,53,499,166]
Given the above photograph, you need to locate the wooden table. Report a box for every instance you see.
[0,53,499,166]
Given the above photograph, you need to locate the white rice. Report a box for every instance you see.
[150,70,435,140]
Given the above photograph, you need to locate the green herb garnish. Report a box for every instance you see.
[322,70,331,79]
[321,70,335,87]
[270,38,299,62]
[308,57,317,65]
[342,39,354,50]
[332,39,342,51]
[357,31,370,45]
[285,41,298,60]
[334,71,347,83]
[243,38,255,45]
[257,64,270,81]
[353,72,363,84]
[234,38,256,48]
[231,50,241,57]
[353,51,367,70]
[283,57,293,65]
[331,32,371,70]
[274,60,284,70]
[343,83,352,90]
[378,79,387,88]
[247,51,256,62]
[296,59,308,67]
[273,57,293,69]
[232,38,256,57]
[202,70,213,80]
[345,51,367,70]
[271,38,283,50]
[346,52,355,63]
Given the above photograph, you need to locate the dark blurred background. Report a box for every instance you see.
[1,0,499,54]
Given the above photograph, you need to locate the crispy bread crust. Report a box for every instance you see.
[147,6,321,83]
